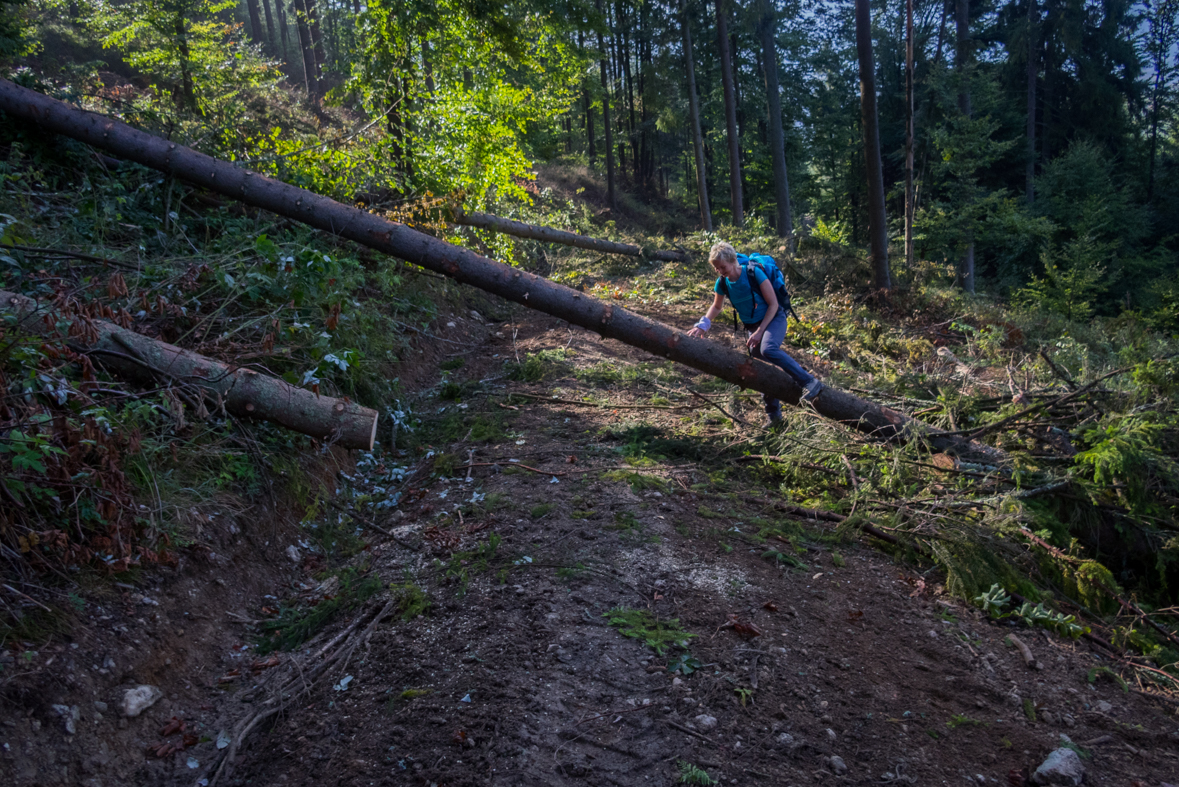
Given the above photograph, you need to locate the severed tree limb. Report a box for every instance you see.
[0,78,1000,461]
[0,289,378,449]
[452,208,687,261]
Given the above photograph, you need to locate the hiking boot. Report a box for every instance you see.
[766,410,783,428]
[802,379,823,401]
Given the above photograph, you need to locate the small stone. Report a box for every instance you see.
[1031,748,1084,786]
[93,701,108,713]
[826,728,837,741]
[928,630,938,638]
[446,321,456,328]
[1041,710,1056,725]
[1094,700,1113,713]
[829,755,848,775]
[285,545,301,563]
[121,685,163,718]
[51,705,79,735]
[671,677,683,687]
[776,732,795,748]
[694,714,718,731]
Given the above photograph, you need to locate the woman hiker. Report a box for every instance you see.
[686,241,822,425]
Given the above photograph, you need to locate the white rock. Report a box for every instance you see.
[121,685,163,718]
[285,544,301,563]
[51,704,79,734]
[1094,700,1113,713]
[693,714,718,731]
[826,727,837,741]
[671,677,683,687]
[775,732,796,748]
[829,755,848,775]
[1031,748,1084,786]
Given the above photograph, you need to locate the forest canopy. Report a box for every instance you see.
[2,0,1176,319]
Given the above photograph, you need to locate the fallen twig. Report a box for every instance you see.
[1007,633,1036,668]
[1,583,52,612]
[665,719,712,742]
[0,242,138,270]
[456,462,567,477]
[506,392,690,411]
[688,388,751,426]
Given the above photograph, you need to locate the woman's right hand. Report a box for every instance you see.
[686,326,707,339]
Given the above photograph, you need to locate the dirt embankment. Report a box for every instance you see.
[2,305,1176,787]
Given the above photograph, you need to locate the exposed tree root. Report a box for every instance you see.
[204,598,396,787]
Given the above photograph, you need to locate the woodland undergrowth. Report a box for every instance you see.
[1,106,1178,696]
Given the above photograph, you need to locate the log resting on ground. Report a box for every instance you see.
[453,208,688,262]
[0,78,1000,461]
[0,289,379,450]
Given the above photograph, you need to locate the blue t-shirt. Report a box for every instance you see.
[715,265,769,324]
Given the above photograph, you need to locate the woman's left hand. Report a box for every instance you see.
[746,329,764,349]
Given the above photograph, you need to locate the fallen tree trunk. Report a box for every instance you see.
[0,289,378,450]
[453,208,688,262]
[0,78,999,460]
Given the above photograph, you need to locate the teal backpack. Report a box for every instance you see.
[717,253,800,329]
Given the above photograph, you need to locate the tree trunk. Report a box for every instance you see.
[618,1,638,183]
[681,0,713,231]
[596,4,617,211]
[275,0,291,65]
[905,0,915,268]
[0,289,377,449]
[174,15,196,111]
[261,0,277,52]
[305,0,325,78]
[293,0,317,96]
[759,0,792,242]
[0,77,1008,462]
[580,31,595,162]
[421,37,435,94]
[854,0,890,292]
[715,0,743,226]
[453,210,686,261]
[956,0,974,293]
[1025,0,1037,204]
[246,0,264,44]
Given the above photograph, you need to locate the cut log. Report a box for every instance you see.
[0,78,999,461]
[452,208,687,262]
[0,289,378,450]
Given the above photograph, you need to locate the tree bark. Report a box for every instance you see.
[293,0,317,96]
[680,0,713,231]
[1025,0,1037,204]
[246,0,265,45]
[452,210,686,261]
[261,0,277,52]
[275,0,291,65]
[715,0,743,226]
[0,77,1006,462]
[0,289,377,450]
[956,0,974,293]
[617,0,638,183]
[904,0,915,268]
[596,4,617,211]
[421,37,435,94]
[305,0,325,78]
[854,0,890,292]
[759,0,792,242]
[579,31,595,162]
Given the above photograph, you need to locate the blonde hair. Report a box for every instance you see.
[709,241,737,266]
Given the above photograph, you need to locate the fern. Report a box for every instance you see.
[677,761,718,785]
